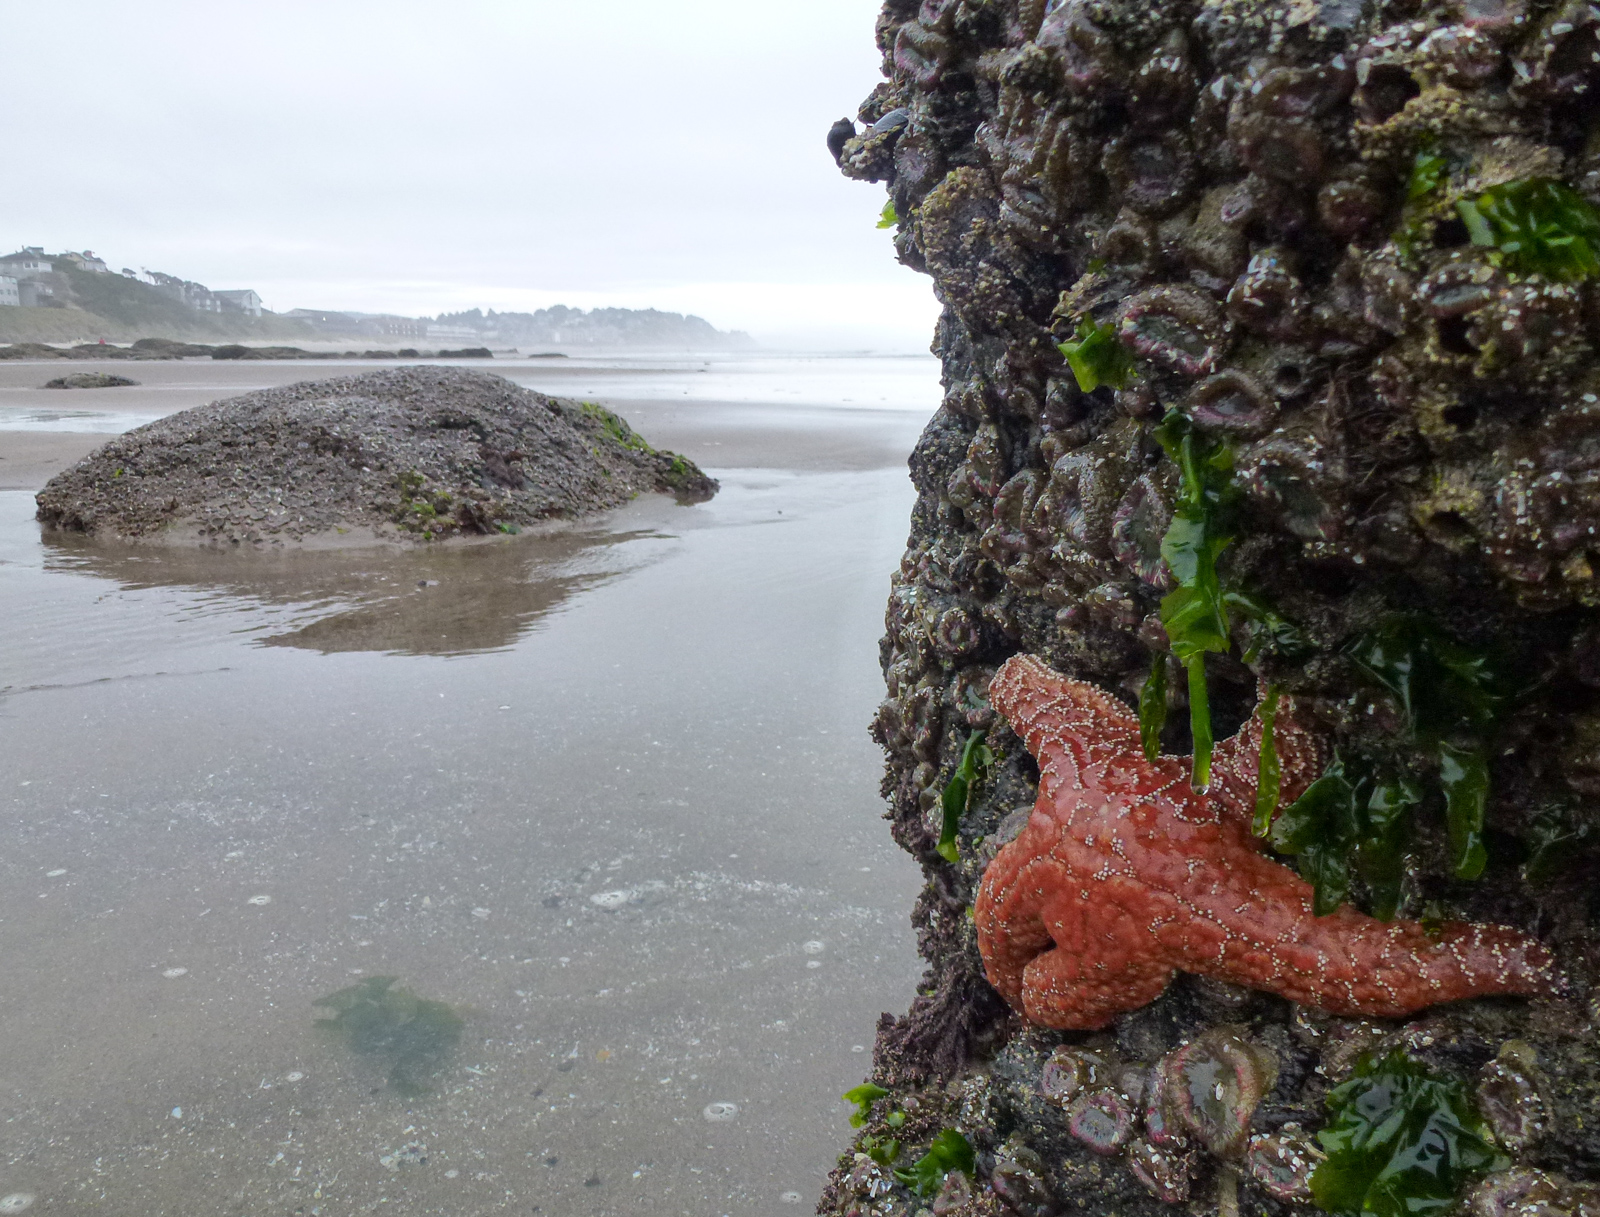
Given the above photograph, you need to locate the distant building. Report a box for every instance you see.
[63,250,109,273]
[284,308,359,335]
[215,289,262,316]
[149,271,221,313]
[427,323,480,341]
[0,248,52,280]
[0,276,18,307]
[351,313,427,339]
[18,280,54,307]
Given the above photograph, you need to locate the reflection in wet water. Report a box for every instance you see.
[39,525,669,656]
[314,976,465,1096]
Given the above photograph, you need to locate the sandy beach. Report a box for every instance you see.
[0,353,935,1215]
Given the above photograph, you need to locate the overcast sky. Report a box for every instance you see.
[2,1,939,350]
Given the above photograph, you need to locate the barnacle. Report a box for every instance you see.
[1066,1089,1137,1155]
[1246,1127,1321,1201]
[1162,1028,1278,1158]
[1119,286,1232,378]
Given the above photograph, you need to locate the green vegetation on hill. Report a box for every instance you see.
[0,260,313,344]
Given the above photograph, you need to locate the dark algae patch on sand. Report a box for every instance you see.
[824,0,1600,1214]
[34,366,717,543]
[313,976,464,1097]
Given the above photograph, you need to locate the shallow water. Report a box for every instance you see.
[0,389,931,1212]
[0,352,942,434]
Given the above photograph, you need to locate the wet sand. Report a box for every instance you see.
[0,358,933,1215]
[0,431,108,491]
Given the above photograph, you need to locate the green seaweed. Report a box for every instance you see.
[1139,652,1168,762]
[844,1082,890,1128]
[580,401,653,452]
[1253,684,1283,837]
[938,730,994,863]
[1456,178,1600,281]
[1393,149,1451,261]
[894,1129,976,1198]
[878,200,898,229]
[860,1133,902,1166]
[1270,757,1358,916]
[1346,615,1513,882]
[313,976,463,1096]
[1408,151,1448,203]
[1152,409,1240,789]
[1224,589,1312,663]
[1269,757,1420,919]
[1058,318,1134,393]
[1311,1049,1508,1217]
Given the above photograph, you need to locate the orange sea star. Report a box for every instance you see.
[973,654,1562,1030]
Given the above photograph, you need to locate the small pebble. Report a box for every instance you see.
[162,967,188,979]
[0,1194,36,1214]
[46,869,66,878]
[471,907,491,920]
[247,895,272,906]
[807,961,822,969]
[284,1072,305,1083]
[703,1101,739,1122]
[803,940,825,954]
[444,1169,459,1179]
[171,1107,182,1119]
[780,1192,804,1204]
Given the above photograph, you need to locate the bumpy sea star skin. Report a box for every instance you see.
[974,654,1562,1030]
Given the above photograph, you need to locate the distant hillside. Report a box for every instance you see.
[431,306,754,349]
[0,260,313,344]
[0,250,753,349]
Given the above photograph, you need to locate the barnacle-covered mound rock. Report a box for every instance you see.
[34,367,716,544]
[827,0,1600,1213]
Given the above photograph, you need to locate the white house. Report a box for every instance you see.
[0,276,18,307]
[0,248,52,280]
[215,289,262,316]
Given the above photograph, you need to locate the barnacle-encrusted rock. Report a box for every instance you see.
[830,0,1600,1211]
[33,367,716,544]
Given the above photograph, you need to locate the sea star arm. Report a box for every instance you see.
[988,653,1142,801]
[974,833,1176,1028]
[1207,689,1328,831]
[1172,823,1562,1017]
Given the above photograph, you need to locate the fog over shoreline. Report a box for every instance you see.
[1,1,936,352]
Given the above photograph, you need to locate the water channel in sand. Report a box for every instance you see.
[0,353,938,1215]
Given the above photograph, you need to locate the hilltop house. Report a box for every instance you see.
[0,250,59,306]
[215,289,262,316]
[63,250,108,273]
[0,276,18,307]
[0,248,52,280]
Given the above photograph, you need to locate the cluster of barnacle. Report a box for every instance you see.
[1027,1028,1309,1207]
[832,1003,1571,1217]
[837,0,1600,1212]
[836,0,1600,639]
